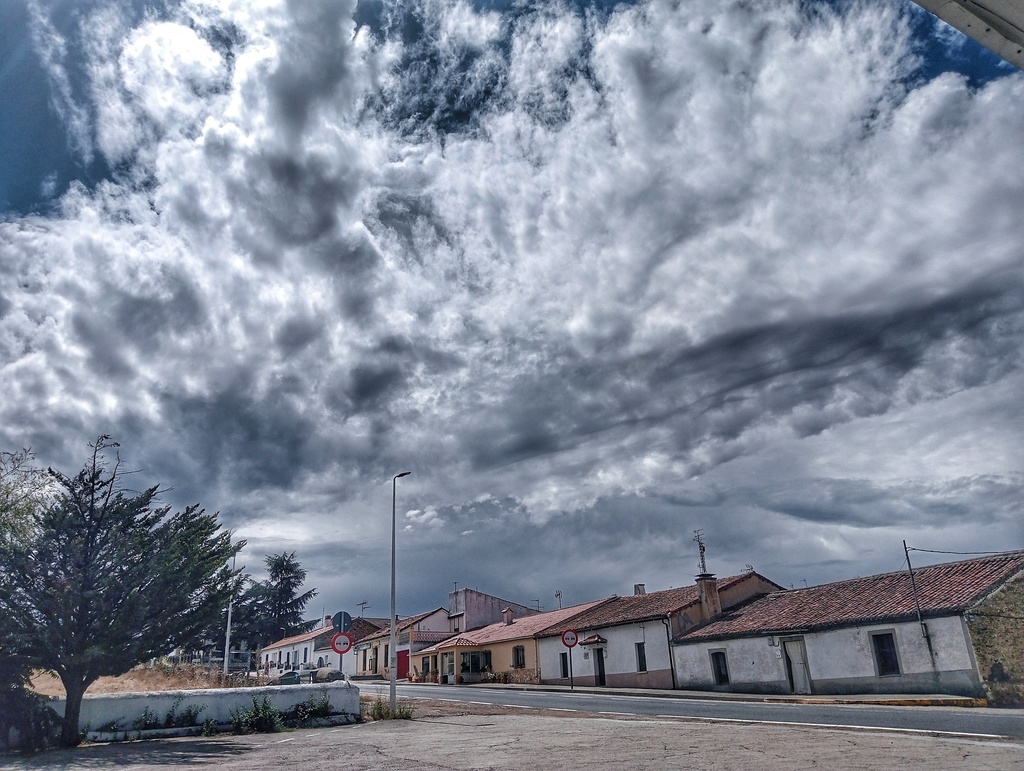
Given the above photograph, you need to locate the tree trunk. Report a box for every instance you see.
[59,675,87,747]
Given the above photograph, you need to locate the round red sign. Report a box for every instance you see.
[331,631,353,655]
[561,629,579,648]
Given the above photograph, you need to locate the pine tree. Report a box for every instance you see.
[0,437,239,747]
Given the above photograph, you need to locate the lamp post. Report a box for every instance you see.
[390,471,411,713]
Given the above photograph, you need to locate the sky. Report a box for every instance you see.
[1,0,1022,622]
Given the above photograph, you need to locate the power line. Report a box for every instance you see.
[906,547,1023,557]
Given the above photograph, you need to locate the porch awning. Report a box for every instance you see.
[579,634,607,646]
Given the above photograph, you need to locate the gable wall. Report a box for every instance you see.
[967,571,1024,705]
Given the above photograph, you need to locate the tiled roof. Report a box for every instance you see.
[418,600,610,653]
[361,608,447,642]
[538,573,755,637]
[678,552,1024,642]
[263,623,335,651]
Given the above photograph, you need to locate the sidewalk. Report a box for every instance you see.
[376,679,987,707]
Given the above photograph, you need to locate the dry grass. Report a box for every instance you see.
[29,664,269,697]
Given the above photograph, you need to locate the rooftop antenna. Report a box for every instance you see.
[357,601,369,617]
[532,599,541,611]
[694,530,708,574]
[453,581,459,592]
[554,590,563,609]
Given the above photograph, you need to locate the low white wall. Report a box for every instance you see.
[48,682,359,732]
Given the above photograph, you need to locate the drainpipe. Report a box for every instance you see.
[662,616,677,690]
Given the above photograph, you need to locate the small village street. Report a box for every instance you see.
[3,691,1023,770]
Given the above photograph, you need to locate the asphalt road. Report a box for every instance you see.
[4,706,1024,770]
[389,683,1024,738]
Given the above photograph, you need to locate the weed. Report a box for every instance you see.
[132,706,161,731]
[362,695,413,720]
[287,692,332,723]
[201,718,218,736]
[229,695,284,734]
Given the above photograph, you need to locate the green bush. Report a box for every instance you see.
[230,695,284,734]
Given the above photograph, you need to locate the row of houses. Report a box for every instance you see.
[260,552,1024,702]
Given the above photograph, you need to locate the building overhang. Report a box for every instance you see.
[913,0,1024,70]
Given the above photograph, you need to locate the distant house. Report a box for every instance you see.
[537,572,783,689]
[419,600,609,684]
[446,587,539,635]
[672,552,1024,701]
[354,608,450,680]
[260,617,337,673]
[312,616,388,677]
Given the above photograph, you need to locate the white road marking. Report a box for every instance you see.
[274,737,297,744]
[651,714,1008,740]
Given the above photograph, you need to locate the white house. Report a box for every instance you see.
[537,571,783,689]
[672,552,1024,700]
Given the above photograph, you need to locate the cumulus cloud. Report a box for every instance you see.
[1,0,1022,612]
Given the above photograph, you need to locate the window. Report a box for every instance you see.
[636,642,647,672]
[303,647,308,663]
[422,656,431,673]
[710,650,730,685]
[560,652,569,679]
[460,650,493,673]
[512,645,526,669]
[871,632,901,676]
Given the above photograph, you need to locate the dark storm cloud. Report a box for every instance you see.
[267,0,359,142]
[3,0,1023,619]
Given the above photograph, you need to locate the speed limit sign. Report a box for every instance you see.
[561,629,579,648]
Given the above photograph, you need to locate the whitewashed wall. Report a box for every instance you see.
[48,682,359,733]
[673,616,980,695]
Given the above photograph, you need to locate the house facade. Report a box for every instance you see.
[354,608,449,679]
[537,572,783,689]
[260,617,337,673]
[446,587,539,635]
[419,601,609,684]
[672,553,1024,701]
[311,616,388,677]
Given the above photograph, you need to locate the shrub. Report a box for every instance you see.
[230,696,284,734]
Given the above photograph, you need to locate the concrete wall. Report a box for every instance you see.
[539,621,674,688]
[451,589,538,632]
[47,682,359,733]
[673,616,983,696]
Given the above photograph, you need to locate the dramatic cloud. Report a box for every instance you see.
[1,0,1021,615]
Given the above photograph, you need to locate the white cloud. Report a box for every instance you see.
[2,0,1023,613]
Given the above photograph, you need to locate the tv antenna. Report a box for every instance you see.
[554,590,563,609]
[694,530,708,574]
[357,601,370,616]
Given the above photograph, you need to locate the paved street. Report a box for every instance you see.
[3,696,1023,770]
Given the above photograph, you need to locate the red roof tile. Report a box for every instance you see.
[418,600,610,653]
[679,552,1024,642]
[538,573,756,637]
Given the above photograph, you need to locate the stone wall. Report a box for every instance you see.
[968,571,1024,706]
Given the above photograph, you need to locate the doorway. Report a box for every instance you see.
[783,638,812,694]
[594,648,607,686]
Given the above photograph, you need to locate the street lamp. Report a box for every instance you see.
[390,471,411,713]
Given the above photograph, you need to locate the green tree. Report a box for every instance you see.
[0,437,241,747]
[228,552,319,650]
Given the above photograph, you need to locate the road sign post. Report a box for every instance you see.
[561,629,578,690]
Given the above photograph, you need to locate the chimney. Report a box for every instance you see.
[633,583,646,596]
[502,607,514,625]
[696,573,721,622]
[324,615,331,628]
